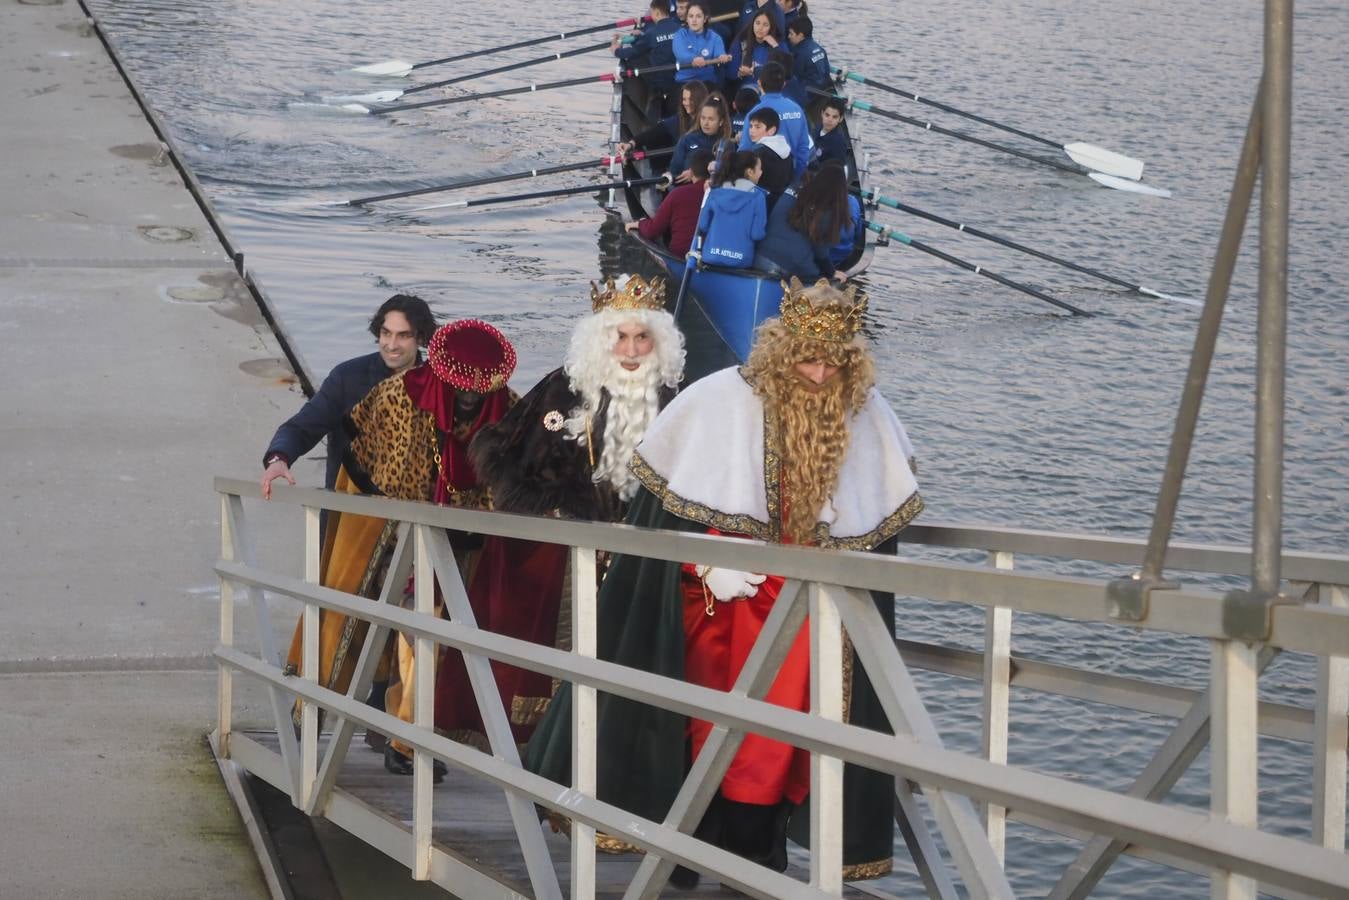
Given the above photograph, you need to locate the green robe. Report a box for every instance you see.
[523,486,899,876]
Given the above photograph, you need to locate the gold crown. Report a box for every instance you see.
[590,274,667,313]
[778,277,867,342]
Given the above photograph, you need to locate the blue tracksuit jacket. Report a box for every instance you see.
[695,181,767,268]
[737,91,812,179]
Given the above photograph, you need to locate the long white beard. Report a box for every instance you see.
[564,358,664,501]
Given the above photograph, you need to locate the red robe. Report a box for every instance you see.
[681,528,811,806]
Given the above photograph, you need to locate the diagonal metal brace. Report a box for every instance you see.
[1106,574,1178,623]
[1221,588,1299,643]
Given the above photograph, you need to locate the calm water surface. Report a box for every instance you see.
[88,0,1348,893]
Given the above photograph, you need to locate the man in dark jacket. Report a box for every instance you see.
[260,294,436,499]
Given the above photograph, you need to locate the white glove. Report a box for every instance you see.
[699,566,767,602]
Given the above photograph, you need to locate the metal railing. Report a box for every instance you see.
[213,476,1349,899]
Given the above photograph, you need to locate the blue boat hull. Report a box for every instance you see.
[661,255,784,363]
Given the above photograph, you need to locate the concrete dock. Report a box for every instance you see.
[0,1,312,895]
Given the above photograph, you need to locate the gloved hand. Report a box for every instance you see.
[700,566,767,602]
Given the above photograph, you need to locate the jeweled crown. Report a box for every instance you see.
[778,277,867,343]
[590,274,667,313]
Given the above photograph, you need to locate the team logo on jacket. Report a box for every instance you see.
[701,48,710,57]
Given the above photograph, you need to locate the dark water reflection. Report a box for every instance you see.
[88,0,1348,892]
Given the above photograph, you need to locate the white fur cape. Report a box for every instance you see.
[629,367,922,550]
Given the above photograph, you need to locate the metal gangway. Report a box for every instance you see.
[211,477,1349,898]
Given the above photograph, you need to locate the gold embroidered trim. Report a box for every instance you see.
[841,627,856,724]
[842,857,893,879]
[327,519,400,693]
[630,451,775,540]
[543,814,645,855]
[510,695,552,726]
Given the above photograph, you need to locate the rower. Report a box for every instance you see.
[747,106,794,206]
[785,15,831,99]
[613,0,682,118]
[736,61,812,180]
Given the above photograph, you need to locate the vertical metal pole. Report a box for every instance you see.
[608,67,623,210]
[1137,87,1264,582]
[300,506,321,809]
[412,525,434,880]
[1210,640,1259,899]
[1313,583,1349,849]
[809,583,844,895]
[217,494,236,758]
[1253,0,1293,597]
[981,551,1014,865]
[571,546,598,900]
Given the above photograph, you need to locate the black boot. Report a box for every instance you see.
[363,681,389,751]
[668,793,726,890]
[720,798,788,871]
[383,745,447,783]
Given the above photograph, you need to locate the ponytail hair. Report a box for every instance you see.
[713,148,761,187]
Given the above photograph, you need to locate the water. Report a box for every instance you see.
[87,0,1348,893]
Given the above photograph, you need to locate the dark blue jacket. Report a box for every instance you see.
[726,38,771,93]
[751,187,836,280]
[696,181,767,268]
[264,351,400,490]
[790,37,831,94]
[615,17,680,89]
[670,129,727,178]
[812,123,849,166]
[828,193,865,267]
[737,91,812,179]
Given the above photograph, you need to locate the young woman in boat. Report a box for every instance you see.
[615,81,710,173]
[726,8,781,94]
[672,1,732,85]
[693,148,767,270]
[751,160,850,282]
[669,96,733,184]
[625,149,715,256]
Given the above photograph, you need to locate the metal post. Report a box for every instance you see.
[1312,583,1348,849]
[982,551,1013,864]
[412,525,434,880]
[217,494,236,758]
[300,506,321,810]
[571,546,599,900]
[810,583,845,894]
[1210,639,1259,899]
[1253,0,1292,598]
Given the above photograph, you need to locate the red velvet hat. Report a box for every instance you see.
[427,319,516,393]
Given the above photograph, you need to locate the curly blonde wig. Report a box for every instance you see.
[742,319,876,544]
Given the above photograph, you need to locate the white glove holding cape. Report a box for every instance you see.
[699,566,767,601]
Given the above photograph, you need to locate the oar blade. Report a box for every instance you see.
[1139,287,1202,307]
[322,90,405,105]
[1088,172,1171,198]
[1064,142,1145,181]
[351,60,414,77]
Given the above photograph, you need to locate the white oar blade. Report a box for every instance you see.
[321,90,404,105]
[1065,142,1145,181]
[1088,172,1171,198]
[351,60,414,77]
[1140,287,1202,307]
[407,200,468,212]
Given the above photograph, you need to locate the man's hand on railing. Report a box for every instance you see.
[261,457,295,500]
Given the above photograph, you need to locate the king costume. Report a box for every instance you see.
[525,279,922,879]
[282,319,517,776]
[435,275,686,747]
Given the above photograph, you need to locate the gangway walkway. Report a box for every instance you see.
[212,477,1349,898]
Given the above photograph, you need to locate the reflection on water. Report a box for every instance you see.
[88,0,1349,893]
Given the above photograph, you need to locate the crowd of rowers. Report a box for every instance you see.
[613,0,862,283]
[259,273,921,882]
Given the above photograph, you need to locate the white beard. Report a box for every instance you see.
[564,357,664,501]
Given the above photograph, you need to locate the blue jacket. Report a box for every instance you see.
[726,38,772,93]
[615,17,680,89]
[670,129,727,178]
[738,91,812,179]
[751,187,836,280]
[671,27,727,83]
[264,351,402,490]
[812,123,849,166]
[790,37,831,93]
[696,180,767,268]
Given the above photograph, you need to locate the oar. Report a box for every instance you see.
[836,68,1145,181]
[828,92,1171,198]
[672,242,700,322]
[329,40,613,105]
[352,17,645,77]
[359,63,683,115]
[865,221,1092,316]
[407,176,665,213]
[864,189,1199,305]
[342,151,671,206]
